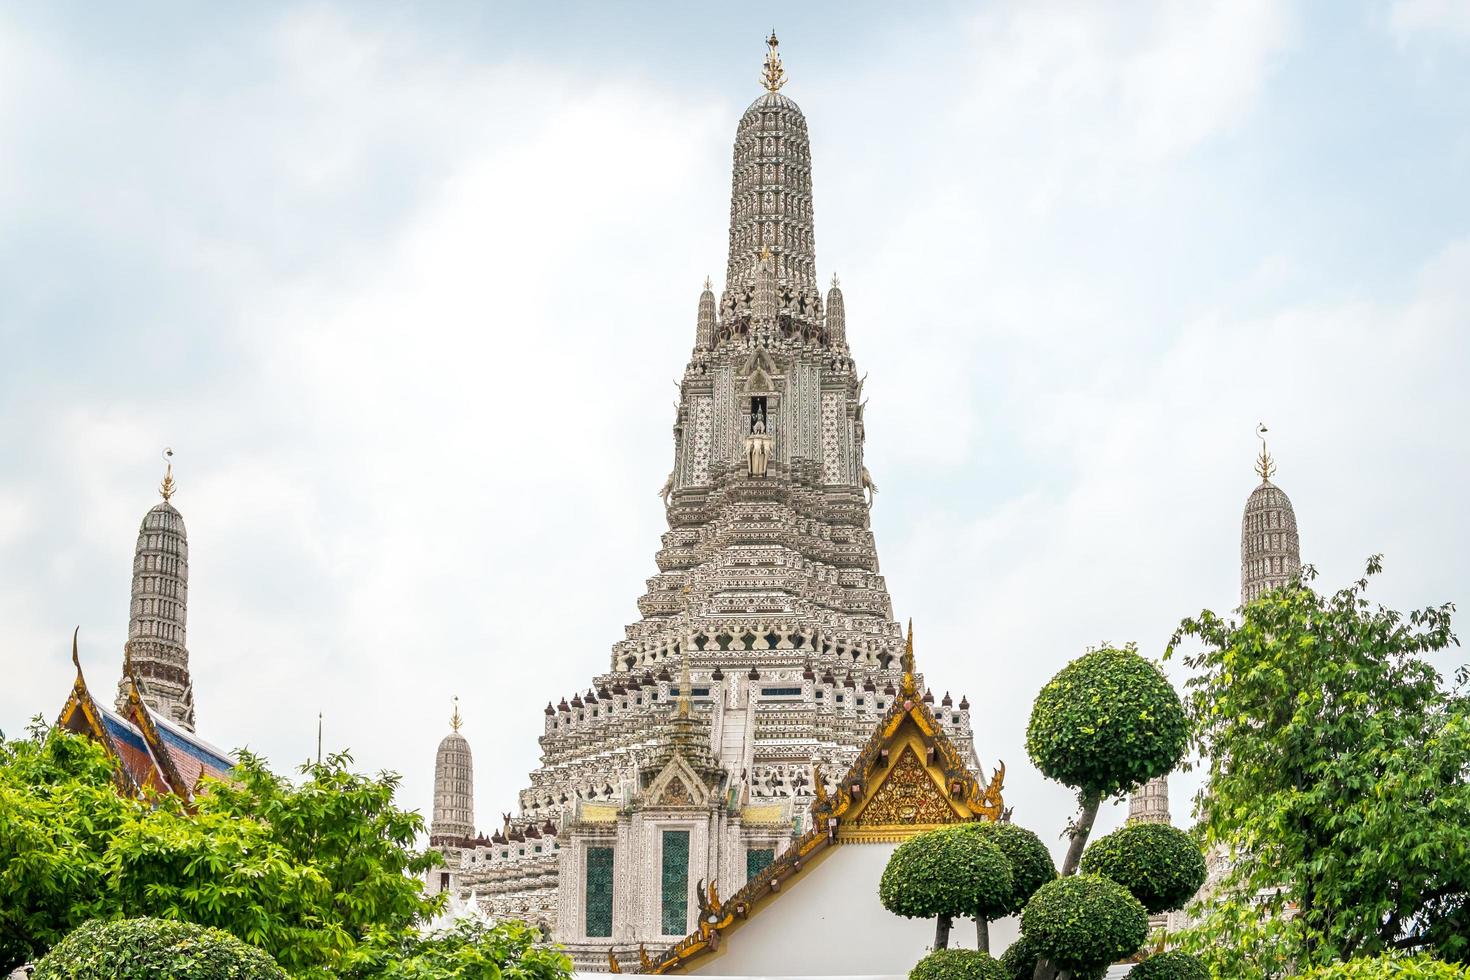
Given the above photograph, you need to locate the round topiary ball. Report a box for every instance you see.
[1129,950,1209,980]
[33,917,286,980]
[1080,821,1207,914]
[997,934,1106,980]
[881,825,1014,921]
[1020,873,1149,974]
[910,948,1008,980]
[962,822,1057,915]
[1026,647,1189,798]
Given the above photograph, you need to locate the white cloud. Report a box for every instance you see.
[1390,0,1470,43]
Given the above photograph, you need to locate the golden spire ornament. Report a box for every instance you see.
[450,696,463,732]
[761,30,786,93]
[158,447,177,501]
[1255,422,1277,482]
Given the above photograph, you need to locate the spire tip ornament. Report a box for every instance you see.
[761,30,786,93]
[1255,422,1276,482]
[158,447,176,502]
[450,696,463,732]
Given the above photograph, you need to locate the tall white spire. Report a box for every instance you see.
[118,449,194,730]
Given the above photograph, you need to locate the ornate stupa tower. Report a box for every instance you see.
[117,452,195,731]
[431,699,476,845]
[447,36,985,965]
[1240,425,1301,604]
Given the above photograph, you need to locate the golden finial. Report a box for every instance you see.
[703,275,712,291]
[831,273,840,290]
[158,447,176,501]
[900,619,917,698]
[1255,422,1276,482]
[761,30,786,93]
[450,696,463,732]
[677,650,692,719]
[71,626,82,673]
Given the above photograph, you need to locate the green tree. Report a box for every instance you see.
[1170,559,1469,973]
[0,720,130,972]
[962,823,1057,951]
[1020,874,1148,980]
[1080,822,1206,914]
[1129,950,1209,980]
[1026,646,1189,877]
[998,934,1105,980]
[1288,955,1470,979]
[910,947,1008,980]
[880,825,1014,950]
[31,917,287,980]
[342,919,574,980]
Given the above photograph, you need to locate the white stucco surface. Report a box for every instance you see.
[684,841,1020,976]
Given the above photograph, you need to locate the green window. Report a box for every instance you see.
[746,847,775,881]
[661,830,690,935]
[585,846,614,938]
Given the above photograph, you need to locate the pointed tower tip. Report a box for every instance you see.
[761,31,786,93]
[1255,422,1276,483]
[451,696,463,732]
[159,447,177,501]
[71,626,81,672]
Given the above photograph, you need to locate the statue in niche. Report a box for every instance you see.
[745,405,773,478]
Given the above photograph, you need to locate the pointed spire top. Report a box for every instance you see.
[1255,422,1277,482]
[158,447,177,501]
[831,273,840,290]
[677,650,693,719]
[71,625,82,675]
[761,30,786,93]
[900,619,918,699]
[450,696,463,732]
[703,275,712,292]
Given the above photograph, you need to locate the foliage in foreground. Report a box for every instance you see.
[997,934,1105,980]
[910,947,1008,980]
[1019,873,1148,976]
[340,919,574,980]
[1170,559,1469,974]
[1288,955,1470,978]
[1079,822,1206,915]
[0,721,445,976]
[880,825,1013,948]
[1129,949,1209,980]
[32,917,286,980]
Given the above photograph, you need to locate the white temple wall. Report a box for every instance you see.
[688,842,1019,976]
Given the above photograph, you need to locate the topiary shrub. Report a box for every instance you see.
[1020,874,1148,976]
[881,825,1013,949]
[33,917,286,980]
[910,948,1008,980]
[1080,822,1206,914]
[1130,950,1209,980]
[997,934,1104,980]
[961,822,1057,915]
[1026,646,1189,877]
[1289,956,1470,978]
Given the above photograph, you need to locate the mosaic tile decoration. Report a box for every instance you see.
[661,830,691,935]
[585,846,614,938]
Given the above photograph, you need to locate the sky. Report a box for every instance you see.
[2,0,1468,859]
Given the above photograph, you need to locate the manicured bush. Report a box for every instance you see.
[1020,874,1148,975]
[910,948,1007,980]
[1080,822,1206,914]
[1289,955,1470,978]
[881,825,1013,948]
[32,917,286,980]
[997,934,1105,980]
[962,822,1057,915]
[1130,950,1209,980]
[1026,648,1189,800]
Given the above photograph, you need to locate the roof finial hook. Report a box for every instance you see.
[761,30,786,93]
[1255,422,1276,482]
[451,696,463,732]
[159,447,177,502]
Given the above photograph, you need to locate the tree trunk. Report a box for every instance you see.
[1060,791,1102,878]
[934,913,952,950]
[976,917,990,954]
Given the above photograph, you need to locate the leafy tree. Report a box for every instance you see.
[1020,874,1148,980]
[1079,822,1206,914]
[342,919,574,980]
[962,822,1057,951]
[910,947,1008,980]
[0,720,130,972]
[1288,956,1470,979]
[998,934,1105,980]
[1026,646,1188,876]
[1129,950,1209,980]
[1170,559,1469,972]
[881,825,1013,949]
[31,917,286,980]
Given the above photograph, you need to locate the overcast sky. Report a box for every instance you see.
[2,1,1468,857]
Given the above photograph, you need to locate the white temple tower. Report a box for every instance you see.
[431,700,475,844]
[1240,430,1301,604]
[117,456,195,731]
